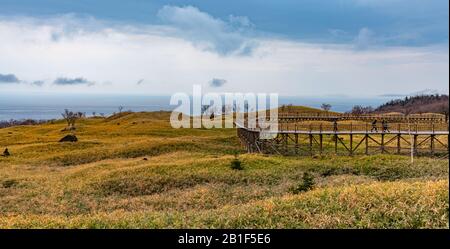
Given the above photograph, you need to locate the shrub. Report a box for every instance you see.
[2,179,18,188]
[291,172,315,194]
[230,154,243,170]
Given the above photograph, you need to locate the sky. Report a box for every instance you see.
[0,0,448,97]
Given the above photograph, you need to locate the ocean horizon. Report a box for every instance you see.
[0,93,395,121]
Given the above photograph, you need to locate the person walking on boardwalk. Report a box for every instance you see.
[333,120,338,133]
[382,120,390,133]
[371,120,378,132]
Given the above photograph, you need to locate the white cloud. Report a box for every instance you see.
[0,11,448,96]
[157,5,257,55]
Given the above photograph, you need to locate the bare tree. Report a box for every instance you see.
[118,106,124,113]
[403,107,413,116]
[350,105,373,115]
[61,109,82,130]
[321,103,332,112]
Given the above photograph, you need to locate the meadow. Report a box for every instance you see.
[0,110,448,228]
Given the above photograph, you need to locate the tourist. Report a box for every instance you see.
[371,120,378,132]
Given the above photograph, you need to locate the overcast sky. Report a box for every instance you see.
[0,0,448,96]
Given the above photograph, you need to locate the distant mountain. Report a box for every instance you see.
[374,94,449,115]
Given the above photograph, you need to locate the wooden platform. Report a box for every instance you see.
[235,122,449,157]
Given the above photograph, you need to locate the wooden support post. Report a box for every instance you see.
[309,134,313,156]
[260,134,264,152]
[349,134,353,156]
[413,135,418,154]
[381,133,385,153]
[334,135,338,155]
[284,134,288,153]
[431,135,435,155]
[397,134,401,154]
[319,134,323,155]
[365,134,369,155]
[250,132,254,153]
[295,133,299,155]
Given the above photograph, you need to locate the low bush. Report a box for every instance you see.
[291,172,315,194]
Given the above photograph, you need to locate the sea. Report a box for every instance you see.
[0,93,396,121]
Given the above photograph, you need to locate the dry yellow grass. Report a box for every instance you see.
[0,110,448,228]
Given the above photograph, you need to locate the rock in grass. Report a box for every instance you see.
[59,134,78,142]
[2,148,10,157]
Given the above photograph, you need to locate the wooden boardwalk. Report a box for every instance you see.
[277,113,448,123]
[236,121,449,157]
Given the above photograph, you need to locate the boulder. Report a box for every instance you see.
[59,135,78,142]
[2,148,10,157]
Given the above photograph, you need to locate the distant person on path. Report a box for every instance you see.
[382,120,390,133]
[371,120,378,132]
[333,120,338,133]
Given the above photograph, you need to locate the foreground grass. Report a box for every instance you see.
[0,111,448,228]
[1,180,447,228]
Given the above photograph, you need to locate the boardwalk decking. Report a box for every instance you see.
[235,118,449,157]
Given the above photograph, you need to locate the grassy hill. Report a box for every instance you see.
[278,104,340,114]
[0,110,448,228]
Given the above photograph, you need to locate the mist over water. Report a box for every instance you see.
[0,93,394,121]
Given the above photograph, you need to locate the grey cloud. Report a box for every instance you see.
[209,78,227,87]
[157,5,257,56]
[0,73,20,83]
[53,77,93,85]
[32,80,45,86]
[136,79,144,85]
